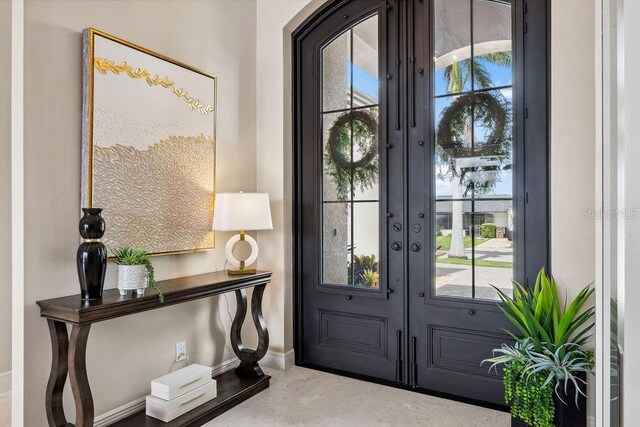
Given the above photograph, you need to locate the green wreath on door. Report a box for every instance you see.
[436,91,512,195]
[324,109,379,201]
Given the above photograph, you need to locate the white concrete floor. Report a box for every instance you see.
[0,369,509,426]
[207,366,510,426]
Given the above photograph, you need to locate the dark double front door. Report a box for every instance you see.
[294,0,548,406]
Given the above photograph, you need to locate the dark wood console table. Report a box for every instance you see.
[37,270,272,427]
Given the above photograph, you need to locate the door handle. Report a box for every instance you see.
[391,241,402,251]
[410,243,421,252]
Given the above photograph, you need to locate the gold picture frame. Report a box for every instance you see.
[82,28,217,256]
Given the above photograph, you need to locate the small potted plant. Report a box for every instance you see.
[112,247,164,302]
[349,254,378,287]
[484,268,594,427]
[360,269,379,288]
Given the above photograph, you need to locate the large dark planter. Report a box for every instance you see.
[77,208,107,300]
[511,374,587,427]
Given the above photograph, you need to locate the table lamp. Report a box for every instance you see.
[213,192,273,275]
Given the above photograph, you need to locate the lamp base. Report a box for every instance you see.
[225,231,260,276]
[227,267,257,276]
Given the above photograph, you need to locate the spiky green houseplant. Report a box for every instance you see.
[484,268,595,427]
[495,268,595,353]
[112,247,164,303]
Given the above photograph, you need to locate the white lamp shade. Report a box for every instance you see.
[213,192,273,231]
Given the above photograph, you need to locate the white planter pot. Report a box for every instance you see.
[117,264,149,296]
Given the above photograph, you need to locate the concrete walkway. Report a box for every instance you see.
[435,264,512,300]
[464,238,513,263]
[433,238,514,300]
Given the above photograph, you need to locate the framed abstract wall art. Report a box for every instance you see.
[82,28,216,256]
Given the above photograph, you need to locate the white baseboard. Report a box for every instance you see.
[94,397,146,427]
[261,349,295,371]
[211,357,240,376]
[94,357,240,426]
[0,371,10,394]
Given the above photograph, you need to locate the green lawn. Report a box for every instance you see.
[436,258,513,269]
[435,235,488,251]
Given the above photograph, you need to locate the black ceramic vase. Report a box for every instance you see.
[77,208,107,300]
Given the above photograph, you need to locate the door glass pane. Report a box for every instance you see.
[321,14,380,290]
[472,0,512,90]
[352,16,379,106]
[353,202,380,288]
[322,31,352,112]
[322,203,351,285]
[323,111,352,202]
[471,89,512,199]
[435,200,473,298]
[434,0,471,96]
[352,107,379,200]
[435,95,474,200]
[473,200,514,300]
[433,0,513,300]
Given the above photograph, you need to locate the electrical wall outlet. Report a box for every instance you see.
[175,341,186,362]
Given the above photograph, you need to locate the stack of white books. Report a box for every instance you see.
[146,364,217,423]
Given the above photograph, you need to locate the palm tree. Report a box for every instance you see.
[438,52,512,258]
[442,52,512,94]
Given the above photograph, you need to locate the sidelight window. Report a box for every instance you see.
[433,0,513,301]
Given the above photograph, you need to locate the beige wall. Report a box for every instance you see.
[23,0,256,424]
[255,0,324,355]
[0,0,12,376]
[550,0,597,298]
[550,0,597,416]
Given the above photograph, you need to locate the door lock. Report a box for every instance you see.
[410,243,422,252]
[391,241,402,251]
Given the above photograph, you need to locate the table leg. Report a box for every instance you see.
[46,320,69,427]
[230,284,270,378]
[68,324,93,427]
